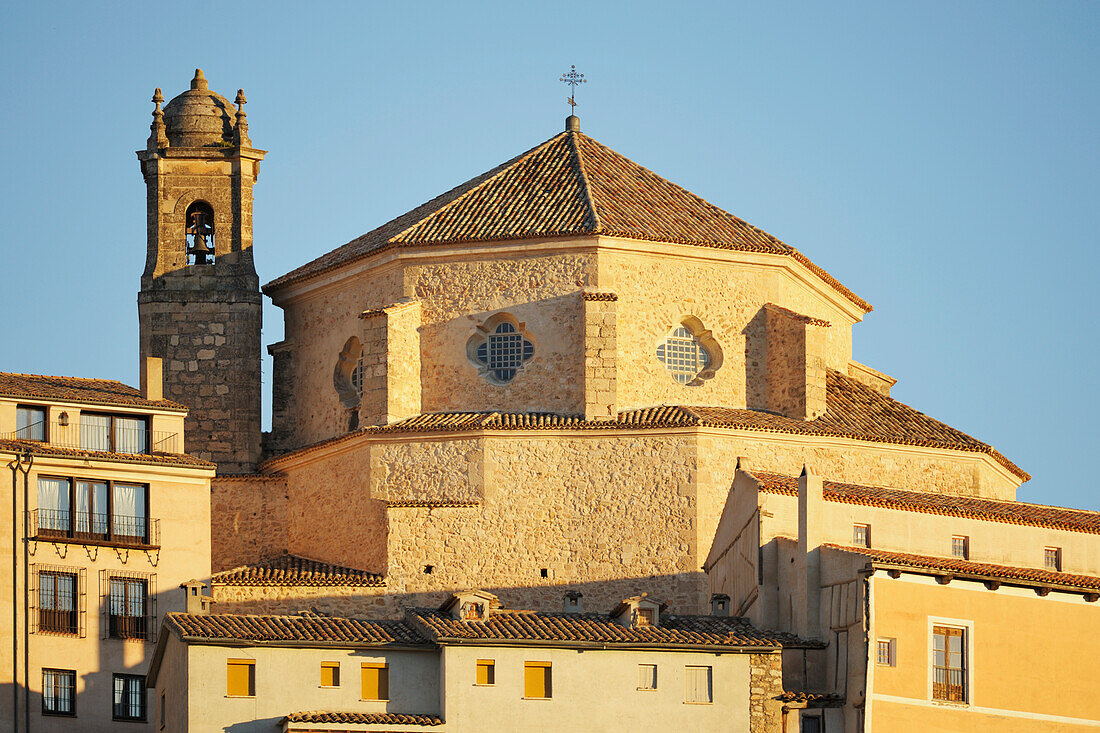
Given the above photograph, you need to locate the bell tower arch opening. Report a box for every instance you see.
[136,69,266,473]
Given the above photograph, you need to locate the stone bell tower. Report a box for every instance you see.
[137,69,265,473]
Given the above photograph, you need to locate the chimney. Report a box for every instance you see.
[141,357,163,402]
[180,580,214,615]
[564,591,584,614]
[797,463,823,639]
[710,593,730,617]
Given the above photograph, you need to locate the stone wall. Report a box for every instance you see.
[749,652,786,733]
[211,474,289,572]
[582,292,619,420]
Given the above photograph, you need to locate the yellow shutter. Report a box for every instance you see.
[361,663,389,700]
[226,660,254,697]
[476,659,495,685]
[321,662,340,687]
[524,662,551,698]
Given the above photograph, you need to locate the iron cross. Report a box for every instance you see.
[560,65,586,114]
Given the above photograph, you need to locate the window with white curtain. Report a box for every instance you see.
[114,416,147,454]
[79,414,148,454]
[80,413,111,451]
[16,406,46,441]
[112,484,147,541]
[37,477,71,533]
[684,665,712,703]
[74,480,109,537]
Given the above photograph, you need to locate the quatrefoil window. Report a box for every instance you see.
[655,318,722,385]
[468,315,535,385]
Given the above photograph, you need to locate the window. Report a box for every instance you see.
[334,336,364,410]
[226,659,255,697]
[80,413,148,454]
[16,405,46,441]
[37,477,71,536]
[656,326,712,384]
[638,664,657,690]
[111,483,148,543]
[74,480,109,539]
[113,674,146,721]
[932,626,967,702]
[801,716,822,733]
[476,659,495,686]
[38,570,78,635]
[636,608,655,626]
[361,663,389,701]
[1045,547,1062,571]
[952,536,969,560]
[876,638,895,666]
[37,477,150,546]
[524,661,552,699]
[107,575,151,640]
[320,662,340,687]
[473,321,535,384]
[684,665,712,703]
[351,356,365,399]
[853,523,870,548]
[42,668,76,716]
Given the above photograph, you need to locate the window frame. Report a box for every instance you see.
[226,659,256,698]
[951,535,969,560]
[42,668,76,717]
[637,663,658,691]
[684,664,713,704]
[475,659,495,686]
[32,565,85,637]
[523,661,552,700]
[469,315,536,385]
[928,618,972,705]
[360,662,389,701]
[320,662,340,688]
[112,673,147,722]
[16,404,48,442]
[876,638,895,667]
[102,570,157,642]
[1044,546,1062,571]
[36,475,152,548]
[78,412,150,455]
[853,523,871,548]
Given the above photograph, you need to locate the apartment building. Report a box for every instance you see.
[0,363,215,731]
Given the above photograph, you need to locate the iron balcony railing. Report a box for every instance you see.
[4,420,180,455]
[29,509,159,548]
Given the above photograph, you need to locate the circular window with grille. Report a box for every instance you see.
[655,318,722,385]
[467,315,535,385]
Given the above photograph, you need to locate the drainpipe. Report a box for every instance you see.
[22,451,32,733]
[9,450,32,733]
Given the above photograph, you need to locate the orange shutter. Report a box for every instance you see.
[226,660,254,697]
[524,662,551,698]
[361,663,389,700]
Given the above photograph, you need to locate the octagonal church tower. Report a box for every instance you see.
[137,70,265,473]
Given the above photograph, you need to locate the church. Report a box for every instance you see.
[1,68,1085,731]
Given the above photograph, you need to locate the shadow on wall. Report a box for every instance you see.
[743,308,768,413]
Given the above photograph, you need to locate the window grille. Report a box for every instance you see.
[876,638,894,666]
[351,356,365,398]
[684,665,712,703]
[30,565,86,637]
[951,536,969,560]
[475,321,535,383]
[101,570,157,641]
[42,668,76,716]
[1044,547,1062,571]
[853,523,870,548]
[638,664,657,690]
[113,674,146,721]
[932,626,966,702]
[656,326,711,384]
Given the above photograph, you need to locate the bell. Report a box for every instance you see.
[188,234,213,264]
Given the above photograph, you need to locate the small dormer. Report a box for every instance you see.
[710,593,730,617]
[440,590,500,621]
[563,591,584,614]
[611,593,666,628]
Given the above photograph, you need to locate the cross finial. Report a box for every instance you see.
[560,65,586,115]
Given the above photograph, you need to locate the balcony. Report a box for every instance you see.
[4,420,180,455]
[29,509,160,549]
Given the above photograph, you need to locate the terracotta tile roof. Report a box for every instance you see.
[165,611,426,646]
[827,544,1100,592]
[754,472,1097,534]
[210,553,385,587]
[384,500,480,508]
[0,372,186,411]
[410,609,816,649]
[0,439,214,469]
[265,370,1025,480]
[264,131,871,313]
[284,711,443,727]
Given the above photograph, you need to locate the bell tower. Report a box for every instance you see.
[137,69,265,473]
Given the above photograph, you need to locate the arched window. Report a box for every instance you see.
[333,337,364,409]
[185,201,216,265]
[467,315,536,385]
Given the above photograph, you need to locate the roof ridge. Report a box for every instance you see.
[0,371,129,385]
[387,132,570,245]
[571,132,603,233]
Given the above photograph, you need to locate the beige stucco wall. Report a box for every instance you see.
[440,644,754,732]
[868,573,1100,730]
[165,642,438,733]
[0,450,212,732]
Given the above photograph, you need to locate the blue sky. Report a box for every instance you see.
[1,2,1096,509]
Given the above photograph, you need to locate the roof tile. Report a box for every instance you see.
[166,611,424,645]
[210,553,385,588]
[284,711,443,726]
[0,372,186,410]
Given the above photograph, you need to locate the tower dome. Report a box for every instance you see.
[162,69,236,148]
